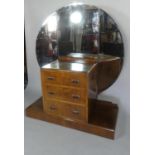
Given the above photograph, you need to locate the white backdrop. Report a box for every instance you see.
[24,0,130,140]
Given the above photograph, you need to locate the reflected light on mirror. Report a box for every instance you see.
[70,11,82,24]
[43,14,57,32]
[71,63,84,71]
[69,2,83,6]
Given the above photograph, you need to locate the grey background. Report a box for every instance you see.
[24,0,130,155]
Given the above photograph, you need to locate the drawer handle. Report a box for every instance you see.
[48,92,55,95]
[72,95,80,99]
[47,77,55,80]
[71,79,80,84]
[50,106,57,110]
[72,110,80,115]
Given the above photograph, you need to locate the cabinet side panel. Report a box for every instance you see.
[40,69,46,111]
[87,65,98,121]
[96,59,121,93]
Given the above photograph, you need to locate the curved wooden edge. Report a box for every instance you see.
[59,54,122,93]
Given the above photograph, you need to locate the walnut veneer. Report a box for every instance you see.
[26,54,120,139]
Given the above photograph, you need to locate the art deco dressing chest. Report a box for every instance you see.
[26,3,124,139]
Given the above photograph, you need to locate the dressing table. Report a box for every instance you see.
[26,3,124,139]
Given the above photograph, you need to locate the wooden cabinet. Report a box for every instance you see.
[26,54,120,139]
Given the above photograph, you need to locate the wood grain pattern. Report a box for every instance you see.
[41,69,88,122]
[61,87,86,104]
[95,58,122,93]
[41,70,62,85]
[61,103,87,122]
[25,98,118,139]
[26,54,120,139]
[43,100,62,116]
[62,71,87,88]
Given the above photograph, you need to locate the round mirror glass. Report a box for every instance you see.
[36,4,124,66]
[36,3,124,91]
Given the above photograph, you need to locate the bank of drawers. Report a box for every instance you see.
[41,69,87,122]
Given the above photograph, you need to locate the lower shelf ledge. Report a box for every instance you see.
[25,97,118,139]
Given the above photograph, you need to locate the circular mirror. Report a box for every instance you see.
[36,3,124,90]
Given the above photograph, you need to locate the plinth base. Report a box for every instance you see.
[25,98,118,139]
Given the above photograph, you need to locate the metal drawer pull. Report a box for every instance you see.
[72,95,80,99]
[72,110,80,115]
[71,79,80,84]
[47,77,55,80]
[48,92,55,95]
[50,106,57,110]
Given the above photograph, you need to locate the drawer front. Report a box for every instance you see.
[41,70,87,88]
[45,85,61,100]
[62,87,86,104]
[62,104,86,121]
[42,70,61,85]
[44,100,61,116]
[62,72,87,88]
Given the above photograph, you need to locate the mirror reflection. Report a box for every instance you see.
[36,4,124,67]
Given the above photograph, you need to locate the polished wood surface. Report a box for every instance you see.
[61,87,86,104]
[95,58,122,93]
[44,85,87,104]
[41,67,88,122]
[42,60,94,72]
[61,103,87,122]
[62,71,87,88]
[26,98,118,139]
[44,100,62,116]
[89,99,118,129]
[41,69,87,88]
[41,70,61,85]
[44,54,122,92]
[58,53,120,65]
[26,54,120,139]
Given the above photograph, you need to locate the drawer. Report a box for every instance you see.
[62,87,86,104]
[45,85,61,100]
[43,100,61,116]
[41,70,61,85]
[62,104,86,121]
[62,72,87,88]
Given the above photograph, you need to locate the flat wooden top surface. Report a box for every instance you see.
[41,60,94,72]
[67,53,120,61]
[41,53,120,72]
